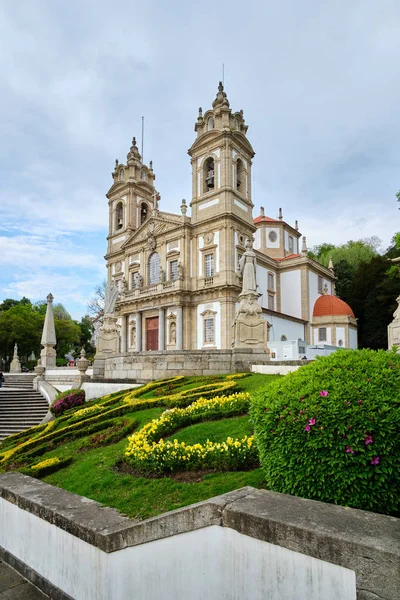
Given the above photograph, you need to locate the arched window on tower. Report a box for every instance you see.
[207,116,214,131]
[115,202,123,230]
[236,159,246,193]
[233,118,239,130]
[204,157,215,191]
[119,169,124,181]
[140,203,148,225]
[148,252,160,285]
[140,169,147,181]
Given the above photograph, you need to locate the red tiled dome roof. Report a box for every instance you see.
[313,294,355,318]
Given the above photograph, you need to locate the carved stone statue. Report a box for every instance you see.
[160,266,165,283]
[238,238,257,293]
[121,276,128,294]
[10,342,21,373]
[104,281,119,315]
[388,295,400,351]
[130,323,136,348]
[137,272,144,289]
[233,238,269,355]
[178,262,184,280]
[170,321,176,344]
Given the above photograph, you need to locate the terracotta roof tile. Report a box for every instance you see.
[275,254,302,261]
[254,216,280,223]
[313,294,355,318]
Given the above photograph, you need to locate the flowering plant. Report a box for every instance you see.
[50,389,86,417]
[124,392,257,474]
[251,349,400,515]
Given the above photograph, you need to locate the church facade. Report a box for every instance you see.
[103,83,357,362]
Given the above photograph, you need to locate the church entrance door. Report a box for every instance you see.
[146,317,159,351]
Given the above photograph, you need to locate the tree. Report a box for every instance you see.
[72,315,95,359]
[87,280,106,326]
[0,297,31,312]
[0,303,44,368]
[396,190,400,207]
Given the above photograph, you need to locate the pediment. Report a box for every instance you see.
[121,214,183,251]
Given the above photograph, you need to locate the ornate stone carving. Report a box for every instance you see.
[104,281,119,315]
[10,343,21,373]
[388,295,400,351]
[233,238,269,354]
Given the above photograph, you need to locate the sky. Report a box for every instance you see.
[1,0,399,319]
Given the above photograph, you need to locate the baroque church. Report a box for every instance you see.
[103,83,357,363]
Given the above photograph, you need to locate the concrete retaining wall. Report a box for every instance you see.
[0,474,398,600]
[100,349,270,381]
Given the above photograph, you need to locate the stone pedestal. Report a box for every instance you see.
[33,359,45,390]
[233,291,270,356]
[73,348,90,387]
[10,343,22,373]
[93,314,121,378]
[388,295,400,352]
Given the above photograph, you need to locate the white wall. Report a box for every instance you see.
[256,265,269,308]
[336,326,345,348]
[254,228,262,250]
[280,270,302,319]
[264,313,304,343]
[349,327,358,349]
[308,272,333,317]
[0,498,356,600]
[266,227,280,249]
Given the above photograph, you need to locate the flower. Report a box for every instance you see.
[304,425,311,432]
[346,446,354,454]
[358,400,362,405]
[319,390,328,397]
[309,418,316,426]
[371,456,380,465]
[364,435,373,445]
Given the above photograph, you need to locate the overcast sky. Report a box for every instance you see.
[1,0,399,319]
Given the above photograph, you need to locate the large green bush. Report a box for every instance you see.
[251,349,400,515]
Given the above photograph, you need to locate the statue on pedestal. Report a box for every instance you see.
[388,295,400,352]
[233,238,269,354]
[93,281,121,377]
[10,342,22,373]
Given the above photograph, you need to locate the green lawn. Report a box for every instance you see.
[0,373,279,520]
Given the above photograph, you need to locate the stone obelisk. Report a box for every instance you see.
[40,293,57,367]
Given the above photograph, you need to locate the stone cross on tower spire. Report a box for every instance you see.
[40,293,57,367]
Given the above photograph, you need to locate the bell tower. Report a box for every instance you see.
[106,137,157,251]
[188,82,255,227]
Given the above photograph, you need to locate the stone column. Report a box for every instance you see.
[121,315,128,353]
[176,306,183,350]
[136,312,142,352]
[159,308,165,351]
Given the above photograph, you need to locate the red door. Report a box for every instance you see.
[146,317,159,351]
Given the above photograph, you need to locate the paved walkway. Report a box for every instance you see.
[0,560,48,599]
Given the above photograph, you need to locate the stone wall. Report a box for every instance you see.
[100,349,270,381]
[0,473,398,600]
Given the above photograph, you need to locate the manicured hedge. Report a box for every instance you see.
[251,349,400,515]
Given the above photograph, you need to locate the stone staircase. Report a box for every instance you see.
[0,374,49,442]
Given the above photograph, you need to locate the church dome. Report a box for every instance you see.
[313,295,355,318]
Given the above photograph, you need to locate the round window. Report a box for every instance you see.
[269,231,277,242]
[238,234,245,245]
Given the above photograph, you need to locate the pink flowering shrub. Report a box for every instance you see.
[50,389,86,417]
[251,349,400,515]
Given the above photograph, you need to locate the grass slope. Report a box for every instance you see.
[0,373,279,520]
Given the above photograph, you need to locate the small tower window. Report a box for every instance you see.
[116,202,123,230]
[119,169,124,181]
[140,169,147,181]
[236,159,245,193]
[140,203,148,225]
[207,116,214,131]
[233,118,239,130]
[204,157,215,190]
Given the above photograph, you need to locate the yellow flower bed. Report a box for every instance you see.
[31,457,60,471]
[71,404,105,420]
[125,392,258,474]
